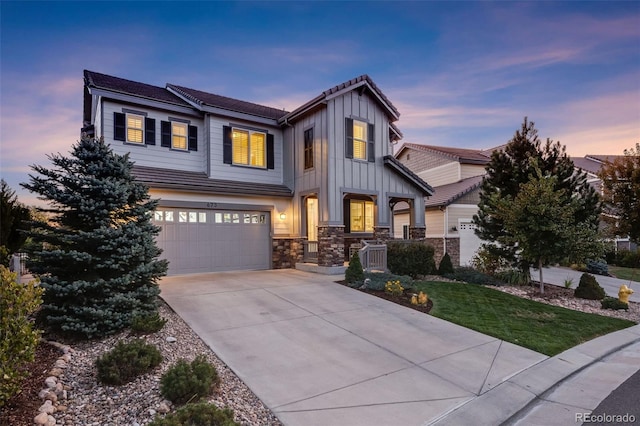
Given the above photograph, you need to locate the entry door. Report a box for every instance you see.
[306,198,318,241]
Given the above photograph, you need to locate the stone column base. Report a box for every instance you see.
[318,225,345,267]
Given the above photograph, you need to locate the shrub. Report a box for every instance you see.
[605,248,640,268]
[586,259,609,276]
[563,278,574,289]
[574,273,606,300]
[362,272,414,291]
[470,245,509,275]
[131,312,168,335]
[345,251,365,285]
[149,402,238,426]
[437,253,454,276]
[96,339,162,385]
[384,280,404,297]
[0,266,42,406]
[601,297,629,311]
[161,355,219,405]
[495,268,530,286]
[387,242,436,278]
[444,267,504,286]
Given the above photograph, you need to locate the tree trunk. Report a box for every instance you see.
[539,258,544,294]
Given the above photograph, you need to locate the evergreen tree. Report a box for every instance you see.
[0,179,31,265]
[473,118,600,270]
[437,252,454,276]
[21,138,168,338]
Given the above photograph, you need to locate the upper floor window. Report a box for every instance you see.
[345,118,375,162]
[114,111,155,145]
[232,128,265,167]
[223,125,275,170]
[172,122,188,150]
[160,120,198,151]
[304,128,314,170]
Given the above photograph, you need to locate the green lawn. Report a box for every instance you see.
[608,266,640,282]
[413,281,635,356]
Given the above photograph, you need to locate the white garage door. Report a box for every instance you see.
[153,208,271,275]
[459,221,482,266]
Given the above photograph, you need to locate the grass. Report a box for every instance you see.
[608,266,640,282]
[413,281,635,356]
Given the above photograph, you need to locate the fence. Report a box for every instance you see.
[359,240,387,272]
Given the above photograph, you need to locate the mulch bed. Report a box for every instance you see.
[0,342,61,426]
[337,281,433,314]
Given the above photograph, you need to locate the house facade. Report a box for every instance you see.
[83,71,432,275]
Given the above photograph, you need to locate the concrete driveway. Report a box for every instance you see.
[160,270,547,426]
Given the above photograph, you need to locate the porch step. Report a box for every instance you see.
[295,262,347,275]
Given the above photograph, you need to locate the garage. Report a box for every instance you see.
[458,221,482,266]
[153,208,271,275]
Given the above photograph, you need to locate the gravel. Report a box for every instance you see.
[48,301,282,426]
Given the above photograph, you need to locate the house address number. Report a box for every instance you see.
[206,202,218,208]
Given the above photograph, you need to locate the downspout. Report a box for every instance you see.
[443,206,448,255]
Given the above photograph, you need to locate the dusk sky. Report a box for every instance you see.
[1,1,639,205]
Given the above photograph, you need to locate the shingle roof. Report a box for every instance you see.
[132,166,293,198]
[425,175,484,208]
[84,70,191,106]
[572,157,602,175]
[383,156,434,195]
[397,143,491,165]
[585,154,624,163]
[167,84,288,120]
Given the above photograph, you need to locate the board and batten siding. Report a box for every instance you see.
[207,116,284,186]
[102,100,206,173]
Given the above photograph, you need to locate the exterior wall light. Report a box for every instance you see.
[279,213,286,220]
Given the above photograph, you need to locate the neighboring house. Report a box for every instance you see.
[393,143,493,266]
[82,71,433,275]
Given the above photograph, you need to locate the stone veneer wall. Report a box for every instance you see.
[272,237,304,269]
[318,226,345,267]
[425,237,460,267]
[409,227,426,240]
[373,226,391,242]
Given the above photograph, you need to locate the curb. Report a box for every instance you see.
[427,324,640,426]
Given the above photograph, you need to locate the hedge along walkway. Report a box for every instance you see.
[413,281,636,356]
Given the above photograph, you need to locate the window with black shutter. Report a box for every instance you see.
[223,125,272,169]
[145,118,155,145]
[114,112,126,141]
[188,125,197,151]
[161,121,171,148]
[345,118,375,162]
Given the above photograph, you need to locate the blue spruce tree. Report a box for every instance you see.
[22,138,168,338]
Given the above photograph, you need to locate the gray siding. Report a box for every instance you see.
[397,149,451,173]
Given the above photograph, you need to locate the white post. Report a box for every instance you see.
[12,254,22,284]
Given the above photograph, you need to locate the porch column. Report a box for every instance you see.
[317,225,345,267]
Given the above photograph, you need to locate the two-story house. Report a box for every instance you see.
[82,71,433,275]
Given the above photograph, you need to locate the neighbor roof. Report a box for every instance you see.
[424,175,484,208]
[84,70,191,107]
[167,84,289,120]
[396,143,491,165]
[132,165,293,198]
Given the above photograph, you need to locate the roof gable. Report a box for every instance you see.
[396,143,491,165]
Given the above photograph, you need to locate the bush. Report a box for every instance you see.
[601,297,629,311]
[444,267,504,286]
[345,251,365,285]
[131,312,168,335]
[362,272,414,291]
[495,268,530,286]
[149,402,238,426]
[605,248,640,268]
[387,242,436,278]
[384,280,404,297]
[437,253,454,276]
[574,273,606,300]
[470,245,509,275]
[0,266,42,406]
[586,259,609,276]
[161,355,219,405]
[96,339,162,385]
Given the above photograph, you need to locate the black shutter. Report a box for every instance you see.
[343,198,351,233]
[367,123,375,162]
[161,121,171,148]
[145,118,155,145]
[345,118,353,159]
[223,126,232,164]
[114,112,125,141]
[267,133,274,169]
[188,125,197,151]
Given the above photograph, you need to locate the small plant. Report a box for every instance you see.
[384,280,404,297]
[574,273,606,300]
[411,291,429,306]
[495,268,530,286]
[444,267,504,286]
[437,252,455,276]
[361,272,414,291]
[149,402,239,426]
[0,266,42,406]
[131,312,168,334]
[345,251,365,285]
[96,339,162,385]
[161,355,219,405]
[586,259,609,276]
[563,278,574,289]
[601,297,629,311]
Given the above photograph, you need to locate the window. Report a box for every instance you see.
[350,200,374,232]
[304,128,314,169]
[127,115,144,143]
[172,122,188,150]
[232,128,266,167]
[345,118,374,162]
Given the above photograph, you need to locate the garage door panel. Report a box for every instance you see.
[154,208,270,275]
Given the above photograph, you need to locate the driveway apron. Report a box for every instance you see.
[160,270,547,426]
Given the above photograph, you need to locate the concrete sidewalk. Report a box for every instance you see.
[532,267,639,303]
[160,270,639,425]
